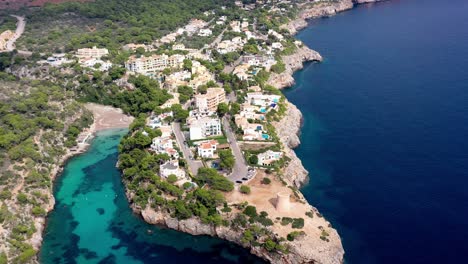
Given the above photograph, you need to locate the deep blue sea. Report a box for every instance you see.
[284,0,468,263]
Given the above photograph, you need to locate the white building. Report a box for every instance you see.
[76,46,109,59]
[159,125,173,138]
[271,42,284,50]
[38,54,73,67]
[198,29,213,37]
[230,20,241,32]
[147,112,173,129]
[246,92,281,107]
[125,54,185,75]
[197,140,219,158]
[80,58,113,71]
[268,29,284,41]
[151,136,179,159]
[257,150,282,166]
[160,160,186,179]
[123,43,148,51]
[189,117,222,140]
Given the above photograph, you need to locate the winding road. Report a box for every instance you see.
[222,116,248,182]
[172,122,204,176]
[1,15,26,52]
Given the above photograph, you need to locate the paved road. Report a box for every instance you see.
[223,55,243,74]
[222,116,248,182]
[1,15,25,52]
[172,122,203,176]
[209,27,227,49]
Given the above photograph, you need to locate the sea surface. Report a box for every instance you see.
[284,0,468,263]
[40,129,263,264]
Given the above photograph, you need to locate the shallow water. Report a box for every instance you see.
[40,128,263,264]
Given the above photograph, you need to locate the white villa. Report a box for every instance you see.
[234,116,266,141]
[268,29,284,41]
[198,28,213,37]
[151,136,179,159]
[147,112,173,129]
[80,58,113,71]
[196,140,219,158]
[257,150,282,166]
[160,160,186,179]
[246,92,281,107]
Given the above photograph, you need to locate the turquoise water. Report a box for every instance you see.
[284,0,468,263]
[40,129,262,264]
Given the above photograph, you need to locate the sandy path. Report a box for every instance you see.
[1,15,25,52]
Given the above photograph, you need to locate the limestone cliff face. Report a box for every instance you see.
[283,0,383,34]
[141,206,344,264]
[267,46,322,90]
[274,102,309,188]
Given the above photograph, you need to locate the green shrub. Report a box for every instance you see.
[16,247,36,264]
[261,177,271,185]
[182,182,192,190]
[17,193,28,204]
[167,174,178,184]
[291,218,304,229]
[320,229,330,242]
[243,205,257,218]
[0,190,11,200]
[197,168,233,192]
[263,239,277,251]
[305,211,314,218]
[31,206,47,217]
[0,252,7,264]
[281,217,293,226]
[239,185,251,194]
[287,231,305,241]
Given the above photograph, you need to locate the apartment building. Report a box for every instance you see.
[195,88,226,112]
[125,54,185,75]
[189,117,222,140]
[76,46,109,59]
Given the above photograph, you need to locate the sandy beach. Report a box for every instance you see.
[85,103,134,131]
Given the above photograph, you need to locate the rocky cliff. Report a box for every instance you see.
[274,102,309,188]
[282,0,384,34]
[267,45,322,90]
[140,204,344,264]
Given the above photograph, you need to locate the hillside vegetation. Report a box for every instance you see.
[17,0,231,52]
[0,74,92,263]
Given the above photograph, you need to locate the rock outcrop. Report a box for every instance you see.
[141,206,344,264]
[282,0,384,35]
[267,45,322,90]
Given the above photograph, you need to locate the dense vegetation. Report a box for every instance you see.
[18,0,234,52]
[0,76,92,263]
